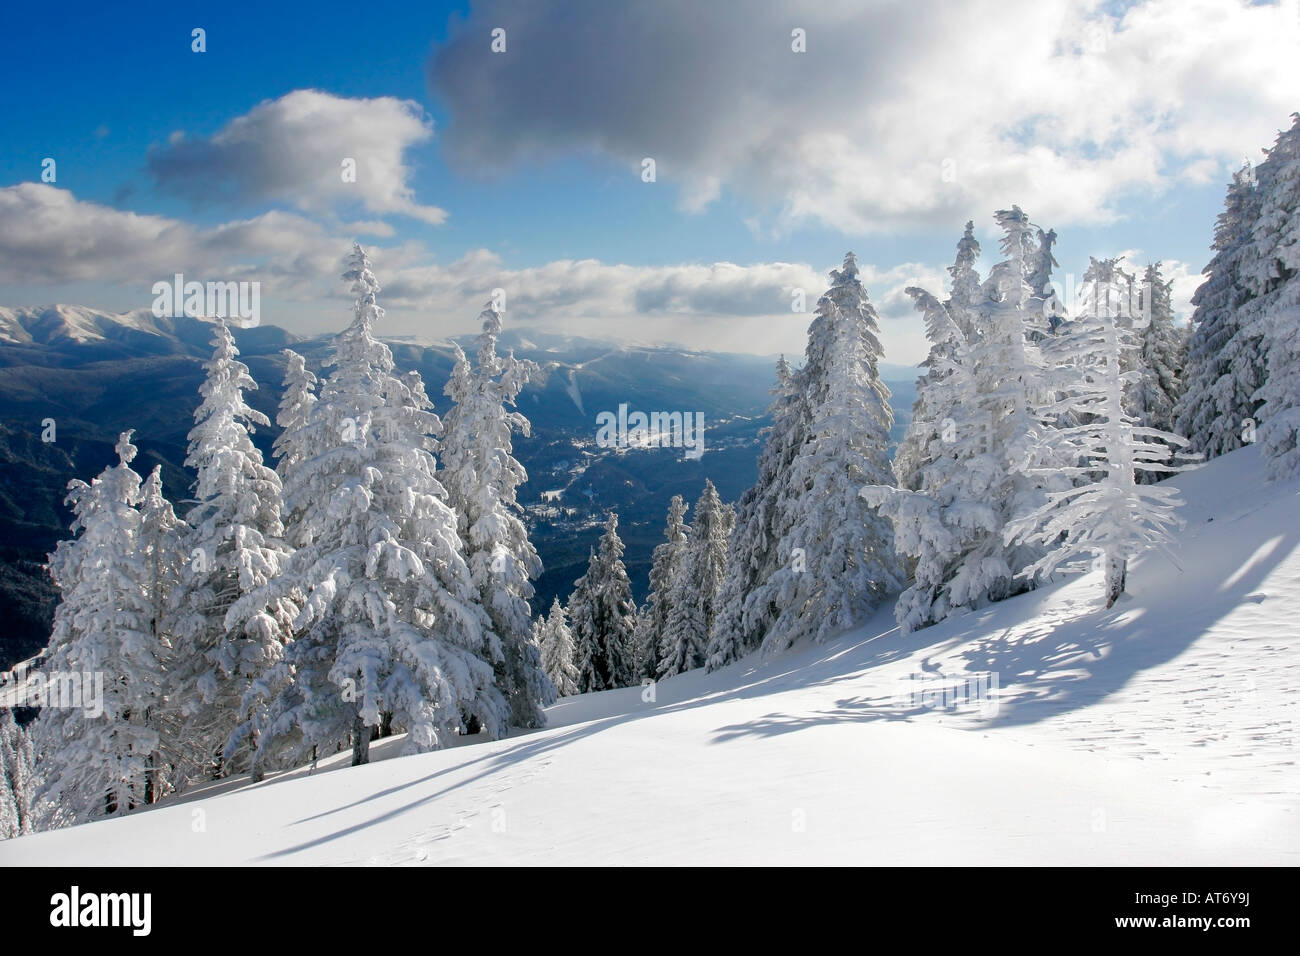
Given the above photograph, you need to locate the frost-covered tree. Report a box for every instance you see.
[137,465,186,792]
[964,207,1062,566]
[1176,162,1267,458]
[949,220,984,337]
[864,289,997,631]
[1129,263,1188,479]
[659,481,733,677]
[441,303,554,729]
[894,224,983,492]
[257,245,502,769]
[1078,257,1138,334]
[0,711,33,838]
[759,253,903,653]
[707,356,806,669]
[32,433,166,825]
[1006,301,1189,607]
[636,495,688,679]
[273,348,318,541]
[568,514,636,692]
[867,209,1063,631]
[1027,226,1063,334]
[536,598,579,697]
[168,320,295,783]
[1245,115,1300,479]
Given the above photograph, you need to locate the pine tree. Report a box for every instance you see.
[1006,297,1189,607]
[32,433,166,826]
[759,253,903,653]
[1176,162,1267,458]
[894,223,983,492]
[536,599,579,697]
[0,740,16,839]
[1245,115,1300,479]
[1027,226,1063,334]
[637,495,688,680]
[168,320,295,783]
[0,710,31,838]
[1130,263,1188,481]
[659,481,733,677]
[867,209,1063,631]
[273,348,318,542]
[257,245,502,768]
[137,466,186,795]
[864,288,996,631]
[1078,257,1143,396]
[440,302,554,729]
[568,514,636,692]
[706,356,807,669]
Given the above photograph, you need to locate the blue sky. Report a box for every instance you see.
[1,0,1296,363]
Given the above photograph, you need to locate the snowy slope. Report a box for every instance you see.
[2,446,1296,865]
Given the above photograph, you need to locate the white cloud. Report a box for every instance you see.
[147,90,446,224]
[0,184,346,297]
[1164,259,1207,325]
[428,0,1300,233]
[0,184,944,360]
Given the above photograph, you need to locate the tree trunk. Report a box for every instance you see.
[351,711,370,766]
[1105,554,1127,608]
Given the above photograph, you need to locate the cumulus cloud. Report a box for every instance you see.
[1163,259,1208,325]
[0,184,943,359]
[147,90,446,224]
[428,0,1300,233]
[375,249,946,359]
[0,184,347,298]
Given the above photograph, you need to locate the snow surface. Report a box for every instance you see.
[2,445,1296,865]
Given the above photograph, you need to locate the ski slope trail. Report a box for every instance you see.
[2,446,1296,865]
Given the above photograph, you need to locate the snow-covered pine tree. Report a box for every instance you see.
[706,355,807,670]
[137,465,186,795]
[894,223,984,492]
[1078,257,1137,334]
[863,288,999,631]
[568,514,636,692]
[969,207,1062,571]
[273,348,318,542]
[948,220,984,338]
[636,494,688,680]
[1078,257,1142,393]
[1129,263,1188,480]
[1175,162,1266,458]
[1244,114,1300,479]
[759,253,903,653]
[536,598,579,697]
[257,245,503,768]
[440,303,554,729]
[32,433,166,825]
[867,209,1065,631]
[0,733,16,839]
[659,480,734,678]
[168,320,295,783]
[1027,226,1062,334]
[1005,296,1189,607]
[0,710,31,838]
